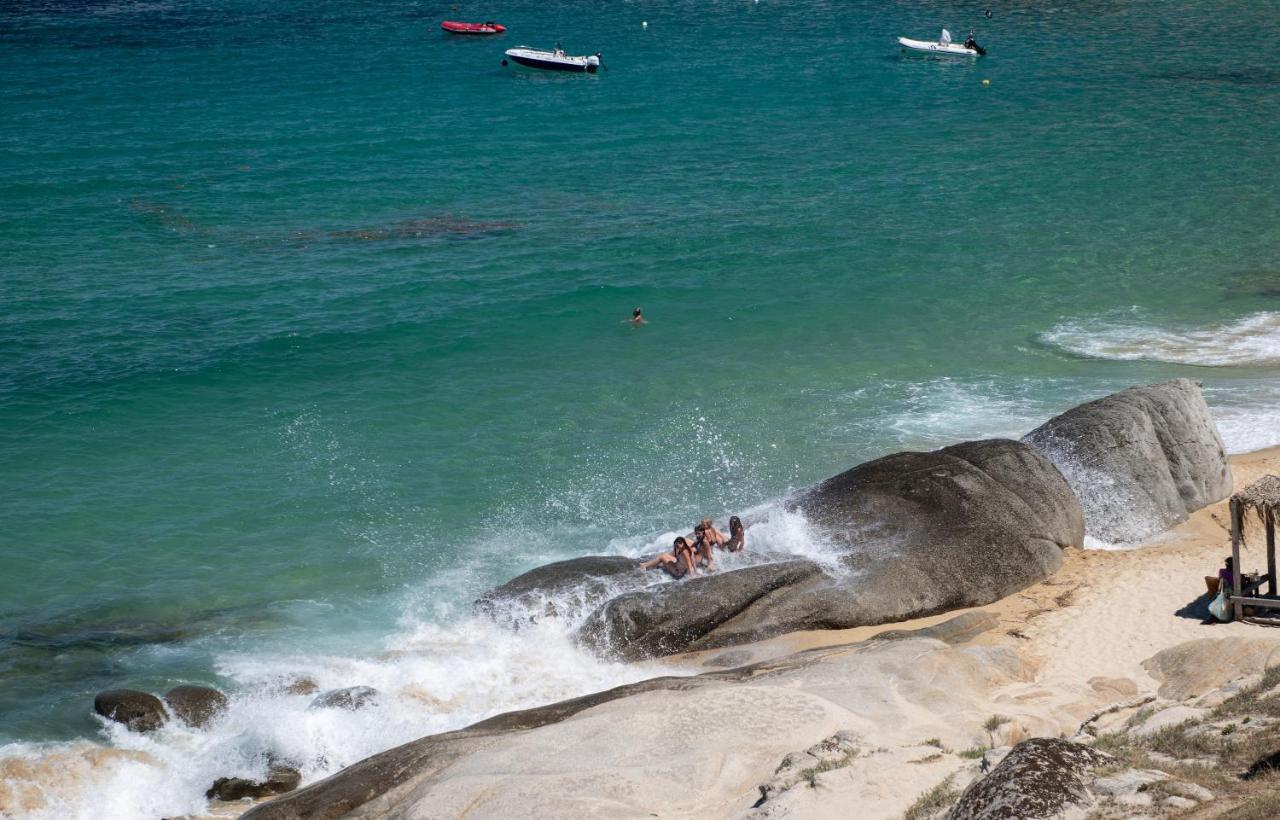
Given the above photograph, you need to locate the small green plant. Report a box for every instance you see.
[923,738,944,749]
[957,745,987,759]
[903,774,960,820]
[1222,723,1237,736]
[983,714,1008,732]
[794,750,859,789]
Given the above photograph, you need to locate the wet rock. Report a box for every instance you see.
[310,686,378,711]
[93,689,167,732]
[947,737,1112,820]
[579,560,826,660]
[164,685,228,728]
[206,764,301,801]
[1024,378,1231,544]
[282,677,319,696]
[702,649,755,668]
[476,555,645,623]
[579,439,1080,659]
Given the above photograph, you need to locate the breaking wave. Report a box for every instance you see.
[0,504,831,820]
[1040,311,1280,367]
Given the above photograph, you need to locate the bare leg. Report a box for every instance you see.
[642,552,676,571]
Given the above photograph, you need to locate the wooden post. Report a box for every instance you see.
[1232,498,1243,622]
[1268,507,1277,598]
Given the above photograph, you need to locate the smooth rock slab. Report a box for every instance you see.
[1129,705,1207,738]
[1142,636,1280,700]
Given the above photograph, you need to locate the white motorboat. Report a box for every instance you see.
[898,29,985,57]
[504,46,602,73]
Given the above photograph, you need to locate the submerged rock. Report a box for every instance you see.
[206,764,301,801]
[1024,378,1231,544]
[578,439,1081,659]
[164,684,228,728]
[310,686,378,711]
[93,689,167,732]
[947,737,1113,820]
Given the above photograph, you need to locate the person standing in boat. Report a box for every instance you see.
[964,32,977,49]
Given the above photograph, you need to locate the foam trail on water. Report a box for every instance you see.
[1041,311,1280,366]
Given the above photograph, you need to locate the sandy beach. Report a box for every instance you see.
[224,444,1280,820]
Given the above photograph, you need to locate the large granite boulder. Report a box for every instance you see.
[1023,379,1231,544]
[475,555,646,623]
[93,689,168,733]
[947,738,1113,820]
[579,560,826,660]
[579,439,1082,659]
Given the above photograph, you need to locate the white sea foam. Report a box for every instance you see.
[1041,311,1280,367]
[0,509,832,820]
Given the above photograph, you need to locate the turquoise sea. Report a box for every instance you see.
[2,0,1280,815]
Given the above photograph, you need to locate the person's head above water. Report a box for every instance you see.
[633,307,643,317]
[729,515,743,535]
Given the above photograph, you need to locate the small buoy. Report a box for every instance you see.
[642,21,647,29]
[985,9,993,18]
[982,79,990,85]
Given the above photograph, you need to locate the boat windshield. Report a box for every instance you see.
[940,28,952,44]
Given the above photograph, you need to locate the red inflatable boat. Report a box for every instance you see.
[441,20,505,35]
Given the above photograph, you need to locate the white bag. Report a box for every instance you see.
[1208,587,1231,622]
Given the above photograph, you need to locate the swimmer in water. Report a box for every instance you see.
[627,307,647,326]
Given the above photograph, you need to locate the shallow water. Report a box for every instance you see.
[1,0,1279,815]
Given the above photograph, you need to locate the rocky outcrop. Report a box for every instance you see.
[93,690,167,732]
[579,439,1082,659]
[164,685,228,728]
[241,613,1009,820]
[207,764,301,801]
[579,560,826,660]
[1024,379,1231,544]
[475,555,646,623]
[310,686,378,711]
[947,738,1112,820]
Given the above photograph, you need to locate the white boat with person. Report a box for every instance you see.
[503,45,602,73]
[898,28,986,57]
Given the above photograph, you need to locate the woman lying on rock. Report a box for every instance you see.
[641,536,698,578]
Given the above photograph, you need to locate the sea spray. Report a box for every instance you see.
[0,509,836,819]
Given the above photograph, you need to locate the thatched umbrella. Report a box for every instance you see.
[1230,475,1280,620]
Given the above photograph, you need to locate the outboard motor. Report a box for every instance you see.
[587,52,601,73]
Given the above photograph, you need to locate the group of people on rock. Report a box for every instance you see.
[640,516,745,579]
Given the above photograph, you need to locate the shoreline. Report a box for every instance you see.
[232,442,1280,819]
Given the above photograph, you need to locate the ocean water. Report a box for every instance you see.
[2,0,1279,815]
